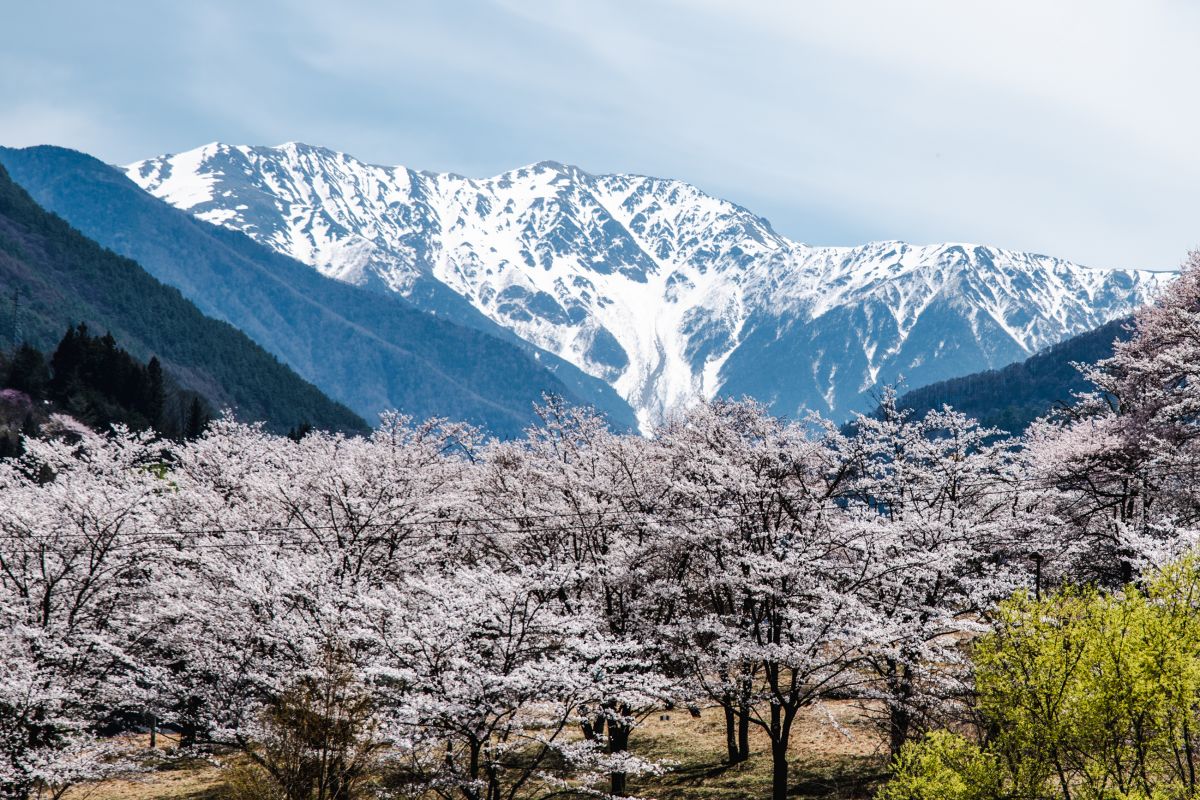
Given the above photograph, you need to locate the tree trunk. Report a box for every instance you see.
[611,770,627,798]
[770,741,789,800]
[1183,714,1196,792]
[580,706,605,742]
[608,713,631,797]
[737,675,752,762]
[888,661,914,758]
[722,697,739,764]
[485,762,502,800]
[889,701,911,758]
[769,704,790,800]
[179,696,202,748]
[462,737,482,800]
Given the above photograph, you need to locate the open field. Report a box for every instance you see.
[65,703,887,800]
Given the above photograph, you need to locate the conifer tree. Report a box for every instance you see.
[145,357,165,429]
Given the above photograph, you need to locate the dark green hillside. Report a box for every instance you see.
[0,160,366,434]
[893,316,1132,432]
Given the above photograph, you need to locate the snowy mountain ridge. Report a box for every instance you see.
[126,142,1167,429]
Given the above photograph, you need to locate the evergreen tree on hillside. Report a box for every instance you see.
[286,421,314,442]
[145,357,165,430]
[0,326,214,449]
[183,396,209,440]
[5,343,48,396]
[49,323,154,430]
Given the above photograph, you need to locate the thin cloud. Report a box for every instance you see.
[0,0,1195,270]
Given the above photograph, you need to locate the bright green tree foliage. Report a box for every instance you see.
[881,556,1200,800]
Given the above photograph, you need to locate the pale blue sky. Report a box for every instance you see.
[2,0,1197,270]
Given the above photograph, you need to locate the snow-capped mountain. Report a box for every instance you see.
[126,142,1166,429]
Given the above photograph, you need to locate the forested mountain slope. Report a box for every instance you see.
[894,316,1132,432]
[0,160,365,434]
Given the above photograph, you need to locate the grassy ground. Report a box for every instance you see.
[630,701,887,799]
[66,703,888,800]
[65,734,227,800]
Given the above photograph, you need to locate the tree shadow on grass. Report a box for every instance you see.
[645,754,886,799]
[788,756,888,799]
[177,787,225,800]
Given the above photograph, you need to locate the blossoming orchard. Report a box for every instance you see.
[7,259,1200,800]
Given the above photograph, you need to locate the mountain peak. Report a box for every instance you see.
[270,141,344,159]
[125,142,1167,429]
[529,159,570,172]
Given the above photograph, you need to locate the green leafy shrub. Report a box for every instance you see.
[881,556,1200,800]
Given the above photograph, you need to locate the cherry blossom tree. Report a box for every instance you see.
[466,399,679,797]
[653,399,891,800]
[0,422,173,799]
[1015,253,1200,587]
[839,393,1019,755]
[19,366,1189,800]
[362,566,608,800]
